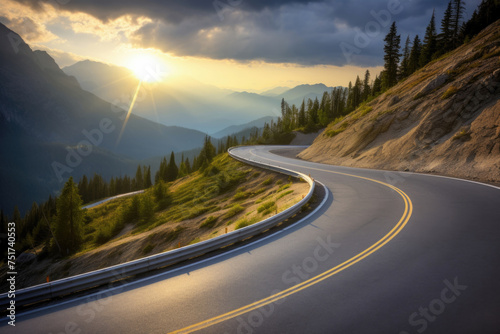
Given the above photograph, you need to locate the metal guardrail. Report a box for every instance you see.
[0,147,315,308]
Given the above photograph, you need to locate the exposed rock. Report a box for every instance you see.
[418,73,449,95]
[299,20,500,184]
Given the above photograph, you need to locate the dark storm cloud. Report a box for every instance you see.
[14,0,481,66]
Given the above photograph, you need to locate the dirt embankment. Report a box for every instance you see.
[299,20,500,184]
[1,158,309,291]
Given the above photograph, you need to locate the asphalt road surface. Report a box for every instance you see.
[3,146,499,334]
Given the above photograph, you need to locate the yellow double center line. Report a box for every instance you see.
[170,152,413,333]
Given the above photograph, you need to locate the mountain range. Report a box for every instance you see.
[63,61,339,134]
[0,22,340,214]
[0,23,207,213]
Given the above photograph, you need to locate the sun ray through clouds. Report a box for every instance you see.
[116,80,142,145]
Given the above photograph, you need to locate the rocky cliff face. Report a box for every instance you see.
[299,20,500,184]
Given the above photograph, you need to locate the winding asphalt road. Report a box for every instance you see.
[3,146,500,333]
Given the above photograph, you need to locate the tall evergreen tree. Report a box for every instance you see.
[156,157,168,183]
[346,81,353,112]
[362,70,371,101]
[195,136,216,170]
[352,76,363,108]
[372,75,382,97]
[438,1,454,53]
[78,175,89,203]
[143,166,152,188]
[450,0,466,48]
[310,97,319,125]
[399,36,411,79]
[184,158,192,174]
[409,35,422,74]
[166,151,178,182]
[298,99,306,127]
[420,10,438,66]
[383,22,402,89]
[134,165,144,190]
[55,177,83,255]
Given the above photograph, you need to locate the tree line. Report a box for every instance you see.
[252,0,500,141]
[0,133,245,256]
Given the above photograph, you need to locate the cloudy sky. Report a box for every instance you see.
[1,0,480,90]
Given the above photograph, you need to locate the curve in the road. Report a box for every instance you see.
[4,146,499,334]
[171,153,413,333]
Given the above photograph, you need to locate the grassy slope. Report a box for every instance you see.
[3,154,309,290]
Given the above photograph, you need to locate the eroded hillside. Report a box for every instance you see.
[300,20,500,184]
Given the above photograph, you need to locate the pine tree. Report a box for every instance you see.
[262,123,272,140]
[352,76,363,108]
[320,91,332,121]
[362,70,371,101]
[139,194,155,225]
[166,151,178,182]
[185,158,192,174]
[143,166,152,188]
[420,10,438,66]
[399,36,411,79]
[460,0,500,43]
[78,175,89,203]
[408,35,422,74]
[156,157,168,183]
[298,99,306,127]
[55,177,83,255]
[450,0,466,48]
[383,22,402,90]
[438,1,454,53]
[309,97,319,125]
[134,165,144,190]
[372,75,382,97]
[127,195,140,222]
[346,81,353,112]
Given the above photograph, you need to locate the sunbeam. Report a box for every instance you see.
[116,80,142,145]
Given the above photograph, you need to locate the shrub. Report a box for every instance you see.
[200,216,218,229]
[262,177,273,186]
[233,191,250,201]
[189,238,201,245]
[277,190,294,200]
[257,201,276,215]
[326,122,348,137]
[142,242,155,254]
[94,226,113,245]
[225,204,245,218]
[278,183,291,192]
[235,219,251,230]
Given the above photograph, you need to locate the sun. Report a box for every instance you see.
[127,54,167,82]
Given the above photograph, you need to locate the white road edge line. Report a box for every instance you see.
[254,145,500,192]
